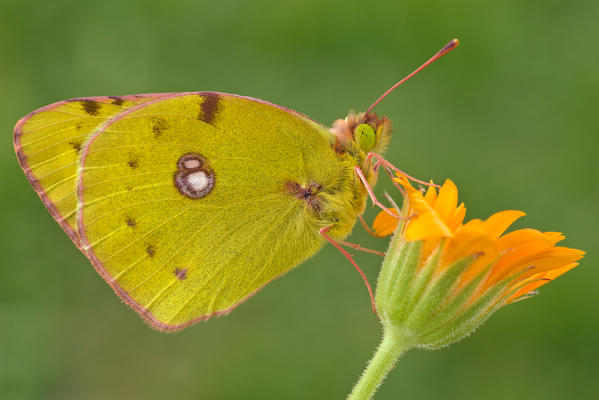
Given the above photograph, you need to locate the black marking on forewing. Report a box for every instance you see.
[109,96,125,106]
[146,245,156,257]
[198,94,220,124]
[81,100,101,116]
[69,141,82,153]
[151,117,169,137]
[174,268,188,280]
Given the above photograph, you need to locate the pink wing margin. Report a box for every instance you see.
[69,92,325,331]
[13,94,167,251]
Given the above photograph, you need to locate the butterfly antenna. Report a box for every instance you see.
[365,38,460,116]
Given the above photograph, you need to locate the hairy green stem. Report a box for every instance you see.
[347,329,412,400]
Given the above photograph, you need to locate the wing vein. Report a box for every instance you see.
[97,206,193,262]
[166,204,296,323]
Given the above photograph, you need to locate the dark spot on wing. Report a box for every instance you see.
[69,141,82,153]
[126,217,137,227]
[109,96,124,106]
[128,158,139,169]
[151,117,169,138]
[198,94,220,124]
[76,123,83,131]
[174,268,188,280]
[81,100,101,116]
[146,245,156,257]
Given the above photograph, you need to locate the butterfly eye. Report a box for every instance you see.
[354,123,376,152]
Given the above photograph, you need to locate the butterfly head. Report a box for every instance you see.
[328,38,459,166]
[331,111,392,160]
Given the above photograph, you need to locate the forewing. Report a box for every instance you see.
[14,95,166,247]
[78,92,335,330]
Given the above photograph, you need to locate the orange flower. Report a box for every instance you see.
[373,176,585,349]
[374,176,583,305]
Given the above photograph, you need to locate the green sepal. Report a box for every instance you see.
[385,241,423,325]
[418,277,512,348]
[416,263,493,339]
[419,266,538,348]
[375,240,406,312]
[398,244,443,321]
[422,297,505,349]
[376,240,421,324]
[404,255,475,331]
[375,211,407,315]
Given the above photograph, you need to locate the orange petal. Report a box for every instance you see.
[372,209,400,237]
[424,184,438,206]
[498,228,548,251]
[506,263,578,303]
[393,175,412,191]
[482,210,526,239]
[493,247,585,283]
[484,234,557,289]
[420,237,443,267]
[463,218,483,230]
[388,177,454,241]
[544,231,565,244]
[497,240,555,269]
[405,211,453,241]
[449,202,466,231]
[433,179,458,224]
[443,226,498,268]
[393,180,452,241]
[495,230,556,268]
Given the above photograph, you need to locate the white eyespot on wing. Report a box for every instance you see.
[174,152,215,199]
[183,158,201,169]
[187,171,209,192]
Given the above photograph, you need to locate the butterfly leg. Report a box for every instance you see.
[338,240,385,257]
[356,161,419,237]
[354,166,401,218]
[365,152,440,188]
[359,214,381,238]
[319,226,377,314]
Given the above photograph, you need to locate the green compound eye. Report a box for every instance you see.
[354,123,376,152]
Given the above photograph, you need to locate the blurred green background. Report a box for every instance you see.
[1,0,597,399]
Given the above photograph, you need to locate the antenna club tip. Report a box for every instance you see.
[440,38,460,54]
[365,38,460,114]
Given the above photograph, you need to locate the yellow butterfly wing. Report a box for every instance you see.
[77,92,354,330]
[14,94,165,247]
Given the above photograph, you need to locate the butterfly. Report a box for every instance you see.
[13,39,458,331]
